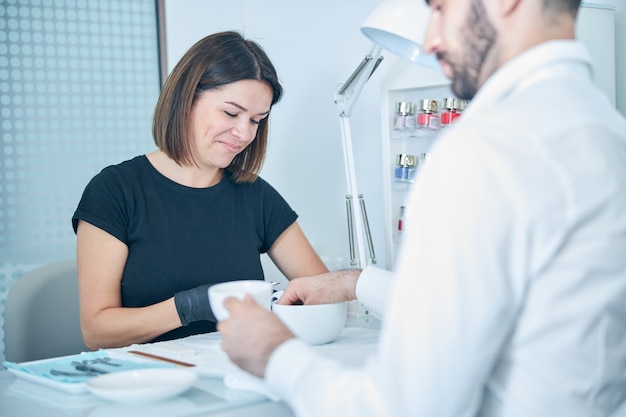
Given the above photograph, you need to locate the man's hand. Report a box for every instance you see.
[277,269,360,305]
[218,294,294,378]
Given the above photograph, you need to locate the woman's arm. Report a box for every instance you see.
[76,220,182,349]
[267,221,329,280]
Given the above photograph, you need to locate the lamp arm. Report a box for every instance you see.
[337,49,384,96]
[335,45,382,269]
[335,45,383,118]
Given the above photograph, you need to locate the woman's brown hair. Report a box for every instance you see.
[152,31,283,183]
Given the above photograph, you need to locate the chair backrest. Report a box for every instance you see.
[4,260,88,363]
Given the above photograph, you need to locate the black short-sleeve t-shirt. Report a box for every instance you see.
[72,155,297,341]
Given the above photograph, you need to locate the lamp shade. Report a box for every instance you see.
[360,0,430,62]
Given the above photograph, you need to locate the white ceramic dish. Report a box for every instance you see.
[272,292,347,345]
[86,368,197,404]
[209,280,272,321]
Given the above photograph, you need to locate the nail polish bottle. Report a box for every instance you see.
[394,206,405,243]
[394,154,417,185]
[440,97,467,127]
[393,102,416,131]
[416,99,440,130]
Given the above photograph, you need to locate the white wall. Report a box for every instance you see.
[163,1,626,281]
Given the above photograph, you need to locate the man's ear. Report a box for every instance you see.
[497,0,523,17]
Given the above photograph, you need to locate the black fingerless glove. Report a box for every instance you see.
[174,284,216,326]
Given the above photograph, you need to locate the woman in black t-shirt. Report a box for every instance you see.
[72,31,328,349]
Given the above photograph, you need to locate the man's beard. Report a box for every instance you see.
[437,0,497,100]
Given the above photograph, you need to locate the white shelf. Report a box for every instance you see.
[380,83,457,270]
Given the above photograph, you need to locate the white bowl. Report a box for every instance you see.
[272,295,347,345]
[208,280,272,321]
[86,368,197,404]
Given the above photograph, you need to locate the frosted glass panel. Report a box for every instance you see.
[0,0,160,363]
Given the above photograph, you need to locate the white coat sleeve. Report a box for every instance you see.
[355,265,394,319]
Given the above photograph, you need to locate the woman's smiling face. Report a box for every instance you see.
[187,79,273,171]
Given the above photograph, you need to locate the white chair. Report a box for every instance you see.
[4,260,88,363]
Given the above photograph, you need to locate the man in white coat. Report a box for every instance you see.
[218,0,626,415]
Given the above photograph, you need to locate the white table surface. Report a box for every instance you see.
[0,370,294,417]
[1,326,380,417]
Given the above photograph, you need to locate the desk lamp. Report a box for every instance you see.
[335,0,430,269]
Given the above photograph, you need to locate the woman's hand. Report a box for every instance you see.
[277,269,360,305]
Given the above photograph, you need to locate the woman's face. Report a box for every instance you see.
[188,79,273,171]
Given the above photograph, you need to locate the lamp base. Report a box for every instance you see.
[345,300,382,329]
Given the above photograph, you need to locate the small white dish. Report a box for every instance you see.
[272,291,347,345]
[86,368,197,404]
